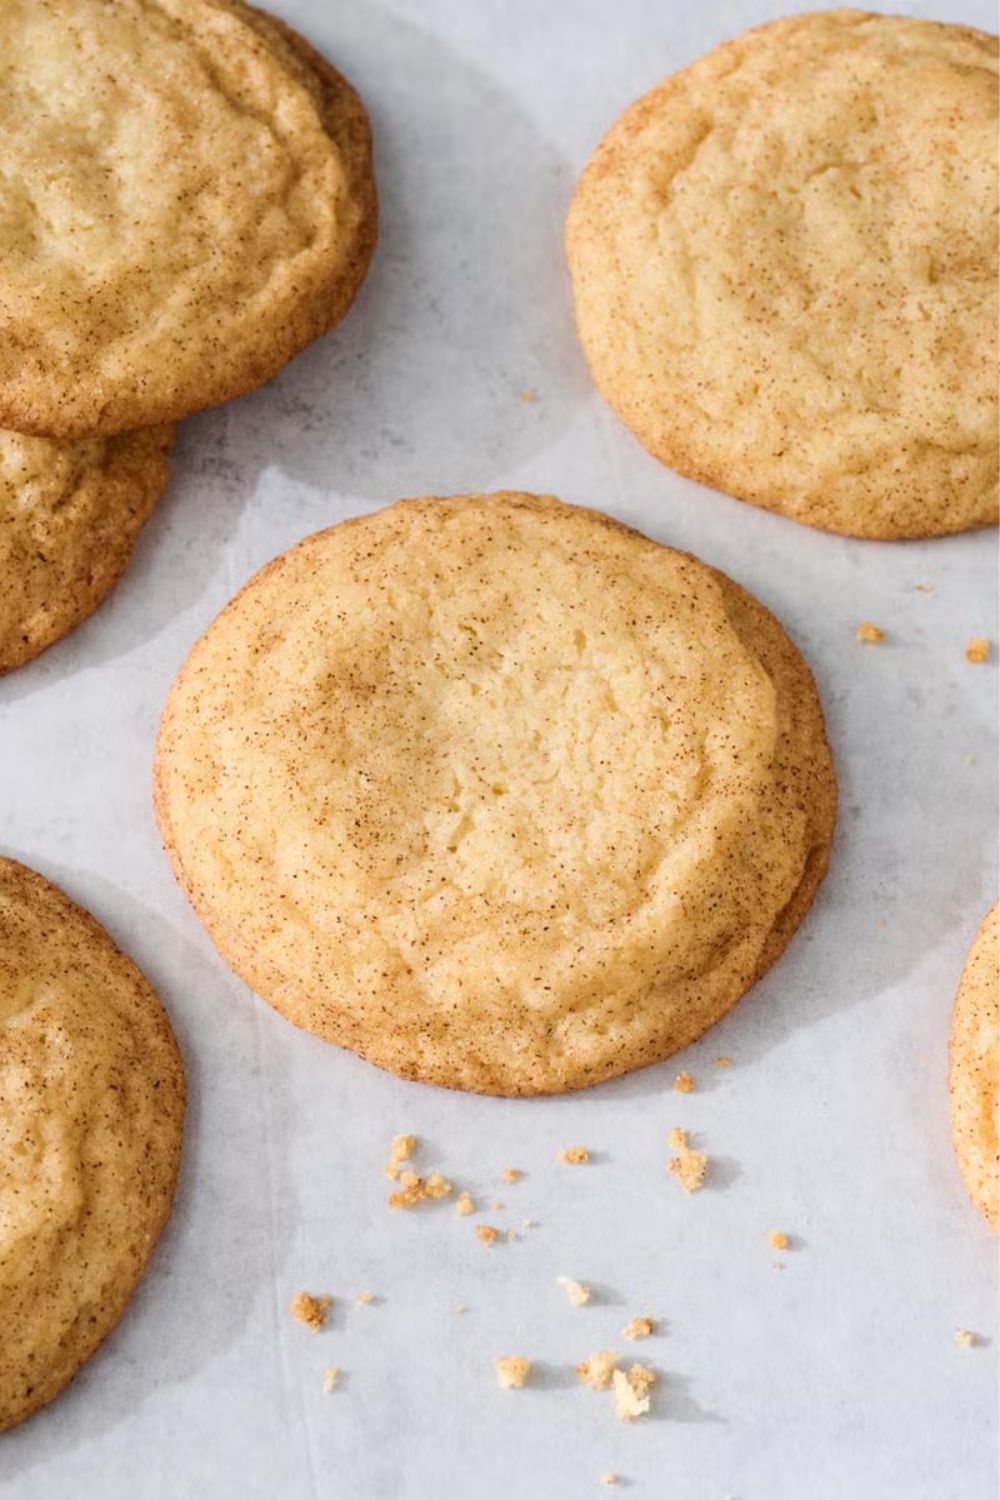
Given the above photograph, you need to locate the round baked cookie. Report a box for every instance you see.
[0,0,376,438]
[949,903,999,1233]
[155,492,836,1096]
[0,425,173,672]
[566,11,999,540]
[0,858,184,1431]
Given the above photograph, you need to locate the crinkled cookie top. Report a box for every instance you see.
[155,492,835,1094]
[567,11,999,538]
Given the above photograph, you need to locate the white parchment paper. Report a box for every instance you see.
[1,2,996,1495]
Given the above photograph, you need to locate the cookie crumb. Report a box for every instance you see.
[856,622,885,643]
[518,389,538,404]
[673,1071,694,1093]
[355,1291,375,1305]
[521,1218,536,1229]
[622,1315,655,1340]
[714,1055,733,1068]
[476,1224,500,1246]
[558,1276,592,1307]
[502,1167,523,1183]
[557,1146,590,1164]
[912,583,934,593]
[954,1328,976,1347]
[454,1304,467,1314]
[491,1200,505,1211]
[455,1191,474,1216]
[768,1231,789,1251]
[613,1365,656,1422]
[389,1168,452,1209]
[322,1365,340,1393]
[965,638,990,663]
[388,1133,416,1167]
[289,1292,331,1331]
[577,1351,618,1390]
[388,1169,423,1209]
[506,1229,519,1243]
[668,1128,707,1192]
[495,1355,531,1388]
[600,1477,618,1488]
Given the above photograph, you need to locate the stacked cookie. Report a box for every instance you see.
[0,0,376,670]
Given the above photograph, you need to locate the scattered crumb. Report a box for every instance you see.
[714,1055,733,1068]
[455,1191,474,1216]
[558,1276,592,1307]
[355,1292,375,1305]
[557,1146,590,1164]
[502,1167,523,1184]
[454,1304,467,1314]
[476,1224,500,1246]
[613,1365,656,1422]
[875,916,887,928]
[518,389,538,404]
[601,1477,618,1488]
[771,1261,785,1271]
[521,1218,536,1230]
[954,1328,976,1348]
[491,1200,505,1211]
[289,1292,331,1331]
[668,1128,707,1192]
[388,1168,452,1209]
[912,583,933,593]
[966,638,990,663]
[768,1231,789,1251]
[388,1169,423,1209]
[322,1365,340,1393]
[506,1229,519,1243]
[495,1355,531,1388]
[673,1071,694,1093]
[576,1351,618,1391]
[622,1315,655,1340]
[388,1133,416,1167]
[856,621,885,643]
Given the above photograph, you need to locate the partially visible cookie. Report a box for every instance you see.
[949,903,999,1233]
[0,858,185,1430]
[566,11,999,539]
[154,491,836,1095]
[0,0,376,437]
[0,425,173,672]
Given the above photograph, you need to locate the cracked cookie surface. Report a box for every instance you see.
[567,11,998,538]
[0,0,376,437]
[0,424,173,672]
[0,858,184,1430]
[155,492,835,1095]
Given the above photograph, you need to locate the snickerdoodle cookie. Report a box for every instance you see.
[950,903,998,1232]
[0,425,173,672]
[566,11,998,539]
[155,493,835,1095]
[0,0,376,437]
[0,858,184,1430]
